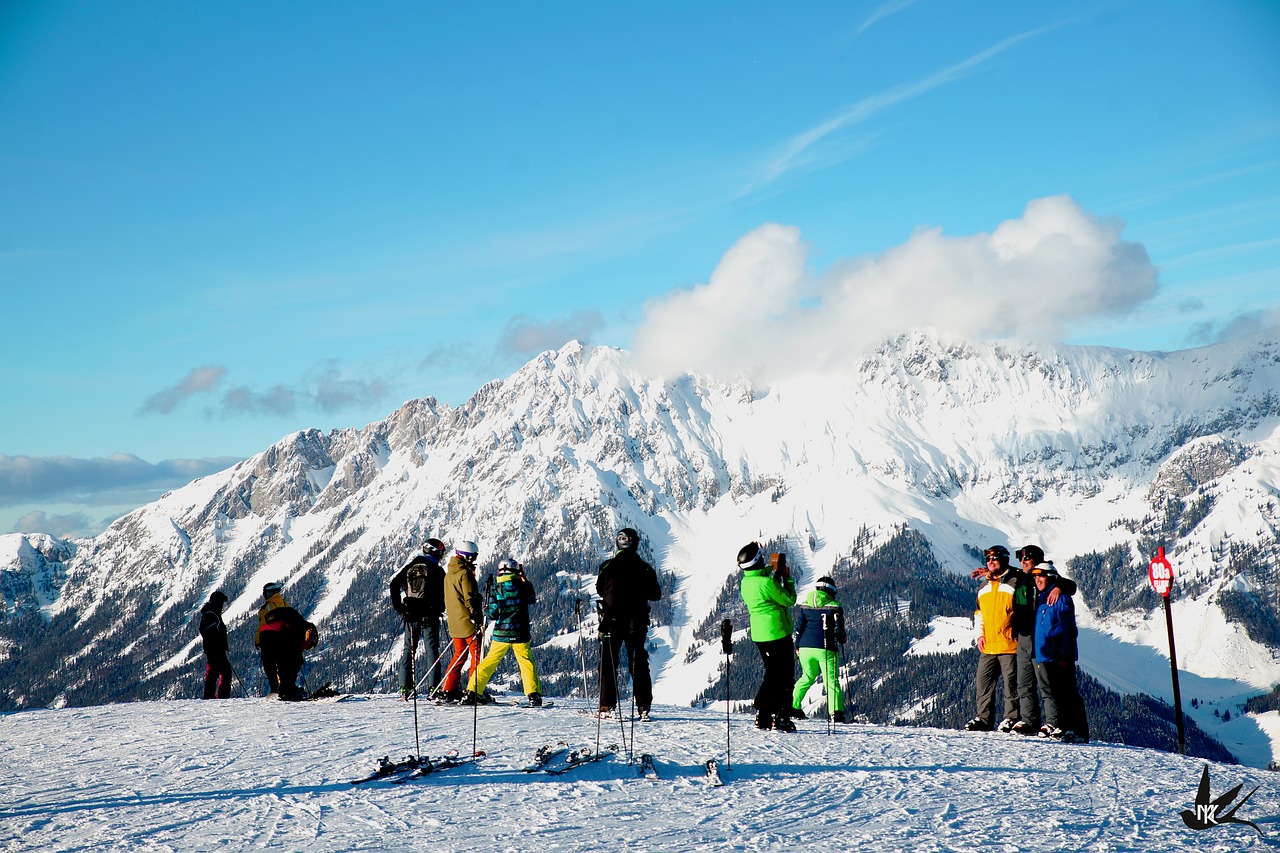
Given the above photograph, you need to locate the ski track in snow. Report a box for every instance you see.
[2,694,1277,852]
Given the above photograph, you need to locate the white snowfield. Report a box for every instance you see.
[3,694,1277,852]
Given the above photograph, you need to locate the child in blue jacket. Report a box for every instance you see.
[791,576,848,723]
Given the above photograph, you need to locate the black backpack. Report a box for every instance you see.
[405,561,430,602]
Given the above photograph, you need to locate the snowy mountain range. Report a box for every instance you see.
[4,331,1280,765]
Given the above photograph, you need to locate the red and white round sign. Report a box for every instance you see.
[1149,547,1173,597]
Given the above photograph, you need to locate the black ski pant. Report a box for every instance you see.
[1015,633,1040,728]
[401,616,443,692]
[260,639,303,699]
[1035,661,1089,740]
[598,627,652,712]
[753,636,796,720]
[203,655,232,699]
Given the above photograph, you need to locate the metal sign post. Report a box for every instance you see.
[1149,546,1185,755]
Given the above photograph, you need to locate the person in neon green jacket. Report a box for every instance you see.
[791,577,848,723]
[738,541,798,732]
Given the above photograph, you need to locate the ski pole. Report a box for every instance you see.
[823,612,833,736]
[573,598,590,699]
[404,619,416,697]
[412,681,422,758]
[627,687,635,765]
[721,619,732,770]
[381,627,402,693]
[616,637,629,761]
[596,626,611,758]
[836,639,849,727]
[418,633,453,698]
[472,573,494,760]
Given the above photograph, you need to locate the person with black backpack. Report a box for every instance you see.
[390,538,448,698]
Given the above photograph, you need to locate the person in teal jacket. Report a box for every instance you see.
[738,541,798,732]
[791,576,848,723]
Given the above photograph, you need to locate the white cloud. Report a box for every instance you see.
[755,24,1059,189]
[10,509,96,538]
[500,310,605,358]
[631,223,810,380]
[632,195,1159,381]
[1189,308,1280,346]
[139,366,227,414]
[853,0,921,40]
[0,453,240,506]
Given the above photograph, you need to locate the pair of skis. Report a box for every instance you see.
[631,753,722,786]
[349,750,483,784]
[522,742,618,774]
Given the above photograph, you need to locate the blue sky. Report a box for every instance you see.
[2,1,1278,537]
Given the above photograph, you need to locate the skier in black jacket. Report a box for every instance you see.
[198,590,232,699]
[390,538,447,697]
[596,527,662,720]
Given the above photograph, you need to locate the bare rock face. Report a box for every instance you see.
[1148,437,1249,501]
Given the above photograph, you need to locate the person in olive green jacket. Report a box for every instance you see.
[438,540,483,702]
[738,541,798,732]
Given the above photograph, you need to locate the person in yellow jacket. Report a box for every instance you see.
[255,581,288,694]
[964,546,1018,732]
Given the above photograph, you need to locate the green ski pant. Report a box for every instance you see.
[792,647,844,714]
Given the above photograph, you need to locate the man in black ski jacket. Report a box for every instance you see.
[390,538,447,696]
[596,527,662,720]
[198,590,232,699]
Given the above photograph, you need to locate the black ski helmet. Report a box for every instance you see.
[615,528,639,551]
[983,545,1010,564]
[737,541,762,568]
[1015,544,1044,564]
[423,538,446,559]
[262,581,283,599]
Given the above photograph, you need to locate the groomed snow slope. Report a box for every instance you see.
[2,694,1277,852]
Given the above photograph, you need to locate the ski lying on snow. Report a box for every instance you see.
[522,742,570,772]
[391,750,486,783]
[705,759,724,787]
[539,744,618,775]
[349,755,427,785]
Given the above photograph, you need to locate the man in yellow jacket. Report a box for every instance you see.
[965,546,1018,732]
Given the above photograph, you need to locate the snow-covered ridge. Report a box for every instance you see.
[2,331,1279,764]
